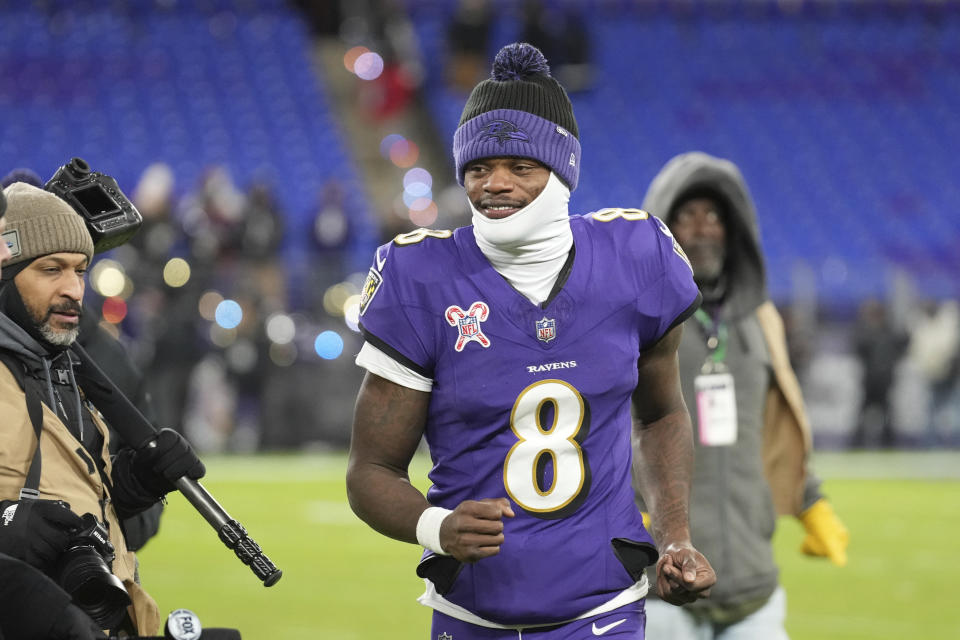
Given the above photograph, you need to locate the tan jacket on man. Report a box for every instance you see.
[0,363,161,635]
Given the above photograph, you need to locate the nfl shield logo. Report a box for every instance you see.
[459,316,479,337]
[535,317,556,343]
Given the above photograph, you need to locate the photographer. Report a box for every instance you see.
[0,182,205,635]
[1,166,165,554]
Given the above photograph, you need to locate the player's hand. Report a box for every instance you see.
[440,498,514,563]
[655,541,716,605]
[799,498,849,567]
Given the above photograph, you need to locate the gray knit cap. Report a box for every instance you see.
[1,182,94,268]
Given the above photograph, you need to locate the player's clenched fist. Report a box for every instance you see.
[655,542,717,606]
[440,498,515,563]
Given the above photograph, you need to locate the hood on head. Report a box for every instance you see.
[642,151,768,317]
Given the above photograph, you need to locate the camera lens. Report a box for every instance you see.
[55,544,132,630]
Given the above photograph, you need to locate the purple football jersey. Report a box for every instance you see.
[358,210,700,625]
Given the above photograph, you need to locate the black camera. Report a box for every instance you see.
[44,157,142,254]
[53,509,132,630]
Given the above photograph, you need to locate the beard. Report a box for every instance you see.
[685,242,726,285]
[33,301,83,347]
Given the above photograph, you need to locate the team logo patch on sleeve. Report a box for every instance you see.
[445,301,491,351]
[358,267,383,316]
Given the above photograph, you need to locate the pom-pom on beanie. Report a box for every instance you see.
[453,42,581,191]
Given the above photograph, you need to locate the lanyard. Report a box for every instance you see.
[694,308,728,364]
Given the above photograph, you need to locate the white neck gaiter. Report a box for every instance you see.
[471,172,573,305]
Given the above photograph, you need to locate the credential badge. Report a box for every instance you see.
[535,317,556,343]
[445,301,491,351]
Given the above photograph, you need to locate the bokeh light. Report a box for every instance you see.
[269,342,298,367]
[163,257,191,288]
[404,181,431,199]
[379,133,405,159]
[353,51,384,80]
[406,196,433,212]
[323,282,357,317]
[389,138,419,168]
[101,297,128,324]
[314,330,344,360]
[265,313,296,345]
[91,260,126,298]
[403,167,432,191]
[409,201,439,227]
[198,290,224,321]
[343,46,369,73]
[215,299,243,329]
[210,324,237,348]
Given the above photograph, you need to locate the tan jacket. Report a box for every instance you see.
[757,300,814,517]
[0,362,161,635]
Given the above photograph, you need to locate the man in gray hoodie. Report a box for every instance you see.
[634,152,849,639]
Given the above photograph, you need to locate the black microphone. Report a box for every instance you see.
[71,343,282,586]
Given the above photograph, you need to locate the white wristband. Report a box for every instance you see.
[416,506,453,555]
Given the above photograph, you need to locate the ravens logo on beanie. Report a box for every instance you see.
[1,182,94,269]
[453,42,581,191]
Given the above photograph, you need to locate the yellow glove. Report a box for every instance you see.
[799,498,849,567]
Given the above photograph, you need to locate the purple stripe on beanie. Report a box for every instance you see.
[453,109,581,191]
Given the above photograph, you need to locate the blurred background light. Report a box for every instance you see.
[101,297,128,324]
[379,133,405,159]
[265,313,296,345]
[409,201,439,227]
[209,324,237,348]
[314,330,344,360]
[198,291,224,322]
[163,257,191,288]
[323,282,357,317]
[343,46,369,73]
[389,138,419,168]
[215,299,243,329]
[91,260,127,298]
[269,342,298,367]
[353,51,384,80]
[403,167,432,191]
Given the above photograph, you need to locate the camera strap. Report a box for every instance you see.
[0,349,47,499]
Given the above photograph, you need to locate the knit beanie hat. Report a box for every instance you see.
[1,182,94,270]
[453,42,581,191]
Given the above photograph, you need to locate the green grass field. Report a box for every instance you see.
[136,452,960,639]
